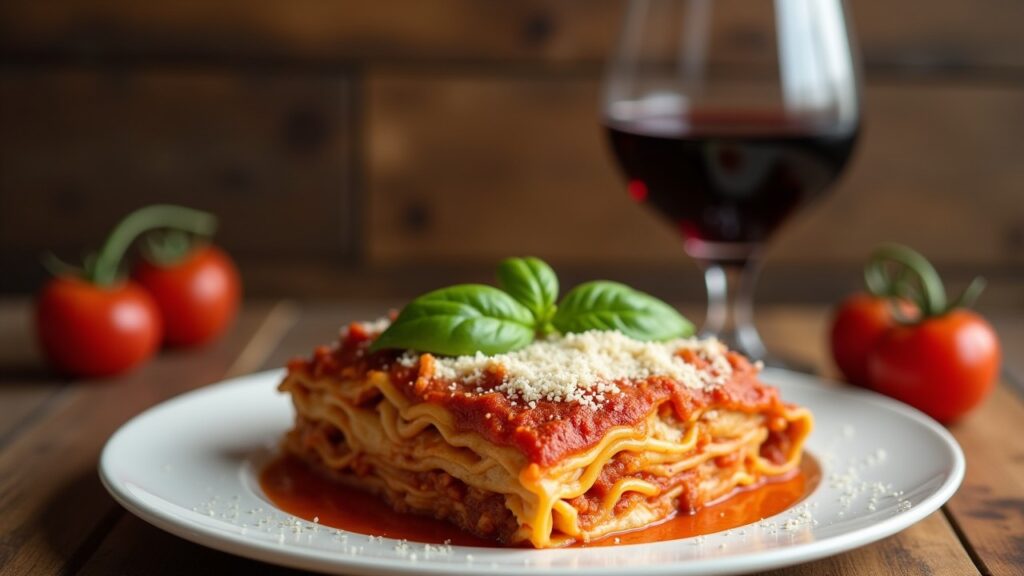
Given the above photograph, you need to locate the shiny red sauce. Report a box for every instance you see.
[288,324,791,467]
[259,454,820,547]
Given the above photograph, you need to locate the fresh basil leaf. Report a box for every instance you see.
[496,256,559,325]
[370,284,536,356]
[551,281,694,341]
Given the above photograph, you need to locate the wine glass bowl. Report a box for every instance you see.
[602,0,860,363]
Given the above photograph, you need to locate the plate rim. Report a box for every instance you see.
[99,367,965,576]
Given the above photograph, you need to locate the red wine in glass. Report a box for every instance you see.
[602,0,860,362]
[606,112,858,260]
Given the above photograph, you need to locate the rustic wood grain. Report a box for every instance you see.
[365,73,663,264]
[990,313,1024,391]
[0,69,354,291]
[76,514,302,576]
[366,74,1024,268]
[257,301,393,369]
[2,0,1023,70]
[1,1,1022,302]
[0,302,294,576]
[220,258,1024,312]
[945,384,1024,575]
[0,300,67,447]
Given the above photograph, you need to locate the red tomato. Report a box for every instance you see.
[830,293,914,387]
[133,245,241,347]
[867,309,1001,423]
[36,277,162,378]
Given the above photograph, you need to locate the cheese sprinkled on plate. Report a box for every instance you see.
[397,330,735,410]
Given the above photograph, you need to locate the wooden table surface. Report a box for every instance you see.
[1,299,1022,575]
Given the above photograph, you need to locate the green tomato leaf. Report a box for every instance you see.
[370,284,536,356]
[496,256,559,325]
[551,281,694,341]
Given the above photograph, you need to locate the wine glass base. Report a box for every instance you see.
[753,353,818,375]
[699,328,818,375]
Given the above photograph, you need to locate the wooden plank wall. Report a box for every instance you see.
[1,1,1022,302]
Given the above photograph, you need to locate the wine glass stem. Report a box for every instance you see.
[699,259,766,361]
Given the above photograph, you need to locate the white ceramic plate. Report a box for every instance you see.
[100,368,963,576]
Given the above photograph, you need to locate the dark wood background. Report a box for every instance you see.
[1,1,1022,305]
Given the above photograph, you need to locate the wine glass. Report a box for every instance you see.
[602,0,860,364]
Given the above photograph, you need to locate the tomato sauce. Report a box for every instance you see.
[259,453,820,547]
[289,325,791,467]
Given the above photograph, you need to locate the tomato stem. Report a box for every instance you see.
[41,252,83,278]
[142,229,200,266]
[866,244,946,316]
[88,205,217,286]
[949,276,986,310]
[864,261,895,298]
[865,243,986,320]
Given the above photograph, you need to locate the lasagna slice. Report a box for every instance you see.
[279,321,812,548]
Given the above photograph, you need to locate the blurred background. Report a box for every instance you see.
[1,0,1021,308]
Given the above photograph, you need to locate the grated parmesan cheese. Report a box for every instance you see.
[400,330,737,410]
[356,317,392,335]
